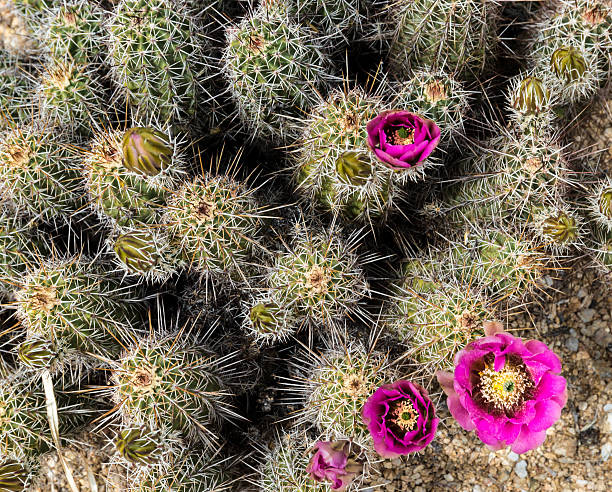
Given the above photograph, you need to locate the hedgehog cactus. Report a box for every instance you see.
[0,372,63,458]
[387,0,500,80]
[110,332,239,448]
[0,457,31,492]
[0,208,51,297]
[163,174,266,279]
[287,344,393,446]
[107,0,211,129]
[265,225,369,329]
[43,0,105,64]
[83,126,184,232]
[390,68,471,146]
[36,60,105,135]
[257,430,329,492]
[0,123,85,223]
[14,256,141,359]
[223,4,331,141]
[293,87,442,222]
[242,296,299,345]
[0,54,32,130]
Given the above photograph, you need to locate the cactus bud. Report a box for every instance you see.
[512,77,548,114]
[121,127,171,176]
[17,339,54,369]
[550,47,586,82]
[249,302,281,335]
[598,186,612,220]
[113,233,159,274]
[335,151,372,185]
[542,212,578,244]
[0,459,27,492]
[115,427,160,465]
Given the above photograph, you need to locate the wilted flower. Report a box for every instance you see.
[366,110,440,170]
[362,379,438,458]
[306,440,361,491]
[122,127,172,176]
[437,322,567,454]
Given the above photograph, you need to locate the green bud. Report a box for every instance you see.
[335,151,372,185]
[598,187,612,220]
[113,233,159,274]
[513,77,548,114]
[115,428,160,465]
[250,303,280,334]
[542,212,578,244]
[17,339,54,369]
[0,460,27,492]
[551,47,587,82]
[121,127,171,176]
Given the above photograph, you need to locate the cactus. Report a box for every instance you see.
[390,68,470,147]
[534,206,583,252]
[0,208,51,297]
[0,123,85,223]
[293,87,438,222]
[438,127,571,233]
[287,344,393,446]
[14,256,141,359]
[83,126,184,232]
[163,173,266,279]
[384,258,493,372]
[107,0,212,129]
[387,0,501,80]
[589,178,612,230]
[257,430,328,492]
[223,4,331,141]
[0,371,75,458]
[264,0,371,44]
[110,332,240,448]
[242,296,299,345]
[36,60,105,136]
[110,231,176,281]
[0,54,32,130]
[265,224,369,329]
[507,72,557,134]
[43,0,105,63]
[0,457,33,492]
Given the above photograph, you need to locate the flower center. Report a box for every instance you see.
[390,399,418,432]
[425,79,447,103]
[305,265,331,295]
[388,126,414,146]
[28,286,60,313]
[342,374,367,397]
[195,199,216,223]
[477,357,533,413]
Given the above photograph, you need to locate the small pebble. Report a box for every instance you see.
[565,337,579,352]
[515,460,528,479]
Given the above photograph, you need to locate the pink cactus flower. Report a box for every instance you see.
[306,440,361,491]
[362,379,438,458]
[366,110,441,169]
[436,322,568,454]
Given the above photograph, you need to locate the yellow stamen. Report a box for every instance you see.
[391,399,418,432]
[479,362,530,411]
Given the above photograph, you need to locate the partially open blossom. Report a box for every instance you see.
[366,110,440,170]
[437,322,568,454]
[306,440,361,491]
[362,379,438,458]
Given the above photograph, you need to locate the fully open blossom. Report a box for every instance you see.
[306,440,361,491]
[436,322,568,454]
[362,379,438,458]
[366,110,440,170]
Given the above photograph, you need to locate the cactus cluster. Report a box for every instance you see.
[0,0,608,490]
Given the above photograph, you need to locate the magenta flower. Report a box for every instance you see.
[436,322,568,454]
[366,110,441,170]
[362,380,438,458]
[306,440,361,491]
